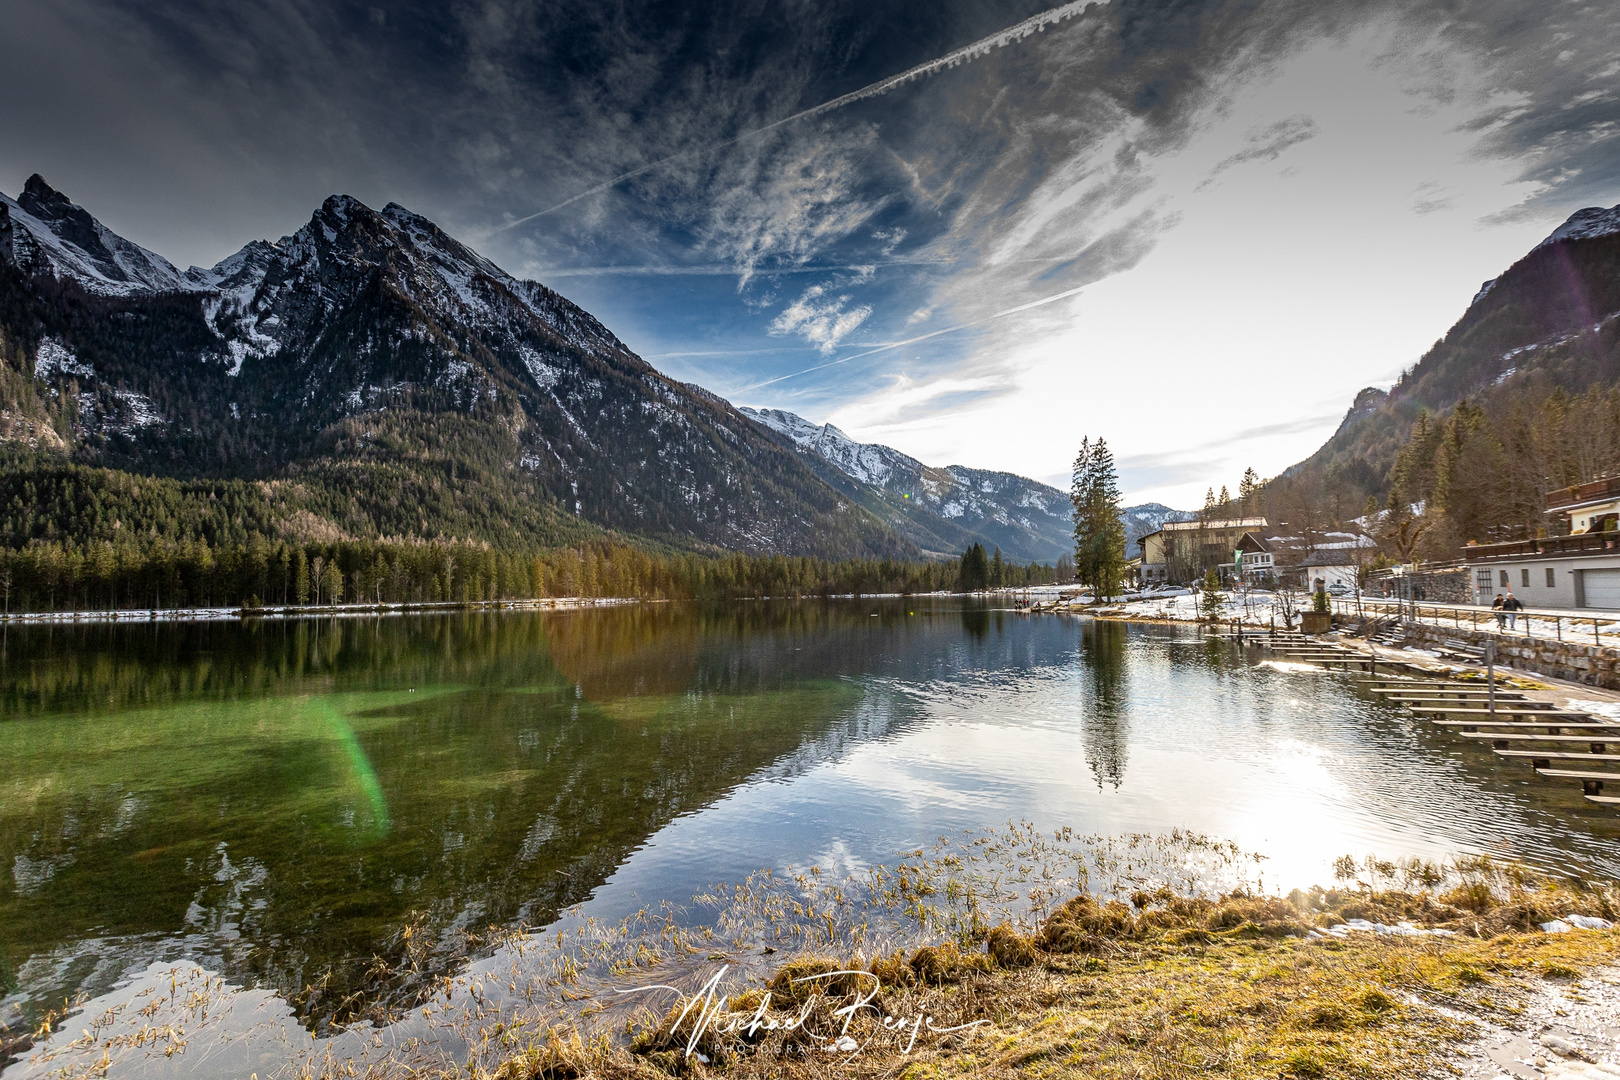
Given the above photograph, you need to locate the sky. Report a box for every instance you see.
[4,0,1619,507]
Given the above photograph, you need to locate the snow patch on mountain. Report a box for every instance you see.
[1120,503,1197,548]
[1535,204,1620,251]
[34,339,93,379]
[739,405,1096,560]
[740,407,915,488]
[519,346,562,389]
[2,176,203,296]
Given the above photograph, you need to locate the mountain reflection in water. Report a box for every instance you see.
[2,598,1619,1067]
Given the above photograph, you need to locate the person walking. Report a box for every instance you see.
[1492,592,1506,630]
[1502,590,1524,630]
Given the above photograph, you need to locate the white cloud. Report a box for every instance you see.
[769,284,872,353]
[814,17,1580,508]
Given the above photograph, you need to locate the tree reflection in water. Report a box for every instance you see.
[1079,619,1129,789]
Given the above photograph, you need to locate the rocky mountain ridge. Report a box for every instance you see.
[0,174,1119,563]
[0,176,905,557]
[1297,200,1620,493]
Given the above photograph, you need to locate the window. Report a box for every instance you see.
[1477,569,1493,589]
[1521,568,1531,587]
[1546,567,1556,588]
[1500,570,1510,587]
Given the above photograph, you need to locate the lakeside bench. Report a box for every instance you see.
[1437,638,1486,662]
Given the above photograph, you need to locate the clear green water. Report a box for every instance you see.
[1,599,1616,1067]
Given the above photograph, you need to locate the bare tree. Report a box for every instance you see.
[1273,585,1303,629]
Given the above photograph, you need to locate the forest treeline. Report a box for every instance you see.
[1190,383,1620,566]
[1377,384,1620,559]
[0,535,1061,613]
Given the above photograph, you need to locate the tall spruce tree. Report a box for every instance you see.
[1070,437,1128,600]
[958,542,989,592]
[1239,467,1260,515]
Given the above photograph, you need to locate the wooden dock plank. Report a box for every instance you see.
[1495,750,1620,762]
[1404,706,1595,717]
[1534,768,1619,781]
[1462,731,1617,742]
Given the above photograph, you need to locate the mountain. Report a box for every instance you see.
[1296,201,1620,494]
[0,176,911,558]
[1120,503,1195,550]
[739,407,1073,562]
[737,407,1190,563]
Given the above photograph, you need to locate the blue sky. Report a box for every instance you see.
[4,0,1620,506]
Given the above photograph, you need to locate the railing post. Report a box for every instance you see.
[1486,638,1496,719]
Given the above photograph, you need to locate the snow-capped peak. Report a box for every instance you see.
[1,174,204,296]
[1535,203,1620,251]
[740,406,921,488]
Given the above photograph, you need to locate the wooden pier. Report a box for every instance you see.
[1223,624,1620,809]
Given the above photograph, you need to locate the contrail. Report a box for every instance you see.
[737,283,1088,392]
[493,0,1099,233]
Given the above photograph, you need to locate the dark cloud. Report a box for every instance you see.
[2,0,1617,429]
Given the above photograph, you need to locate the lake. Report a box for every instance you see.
[2,598,1617,1070]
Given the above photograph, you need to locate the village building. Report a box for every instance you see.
[1464,476,1620,609]
[1234,532,1274,583]
[1296,543,1371,592]
[1228,529,1376,590]
[1138,517,1268,584]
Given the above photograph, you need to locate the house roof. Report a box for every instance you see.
[1159,516,1268,533]
[1236,531,1270,554]
[1257,532,1377,568]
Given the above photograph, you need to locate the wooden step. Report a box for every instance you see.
[1379,694,1533,703]
[1458,731,1620,738]
[1495,750,1620,762]
[1535,767,1620,781]
[1406,706,1596,718]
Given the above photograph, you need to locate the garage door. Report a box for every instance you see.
[1582,568,1620,609]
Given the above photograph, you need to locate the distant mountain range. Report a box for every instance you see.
[741,407,1189,562]
[0,174,1189,561]
[1295,200,1620,491]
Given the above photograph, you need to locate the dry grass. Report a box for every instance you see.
[456,868,1620,1080]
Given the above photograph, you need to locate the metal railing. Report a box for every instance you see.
[1464,532,1620,562]
[1335,595,1620,646]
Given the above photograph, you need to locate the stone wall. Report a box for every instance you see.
[1366,568,1472,604]
[1399,621,1620,689]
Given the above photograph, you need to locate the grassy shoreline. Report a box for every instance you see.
[485,878,1620,1080]
[14,834,1620,1080]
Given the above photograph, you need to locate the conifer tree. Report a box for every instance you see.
[1070,437,1127,601]
[1199,568,1225,622]
[957,542,989,592]
[1239,467,1260,514]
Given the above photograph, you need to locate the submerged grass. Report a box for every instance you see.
[16,830,1620,1080]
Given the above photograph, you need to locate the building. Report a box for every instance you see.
[1296,548,1365,592]
[1139,517,1268,584]
[1464,476,1620,609]
[1235,532,1274,583]
[1237,530,1377,590]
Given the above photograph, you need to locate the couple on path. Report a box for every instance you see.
[1492,591,1524,629]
